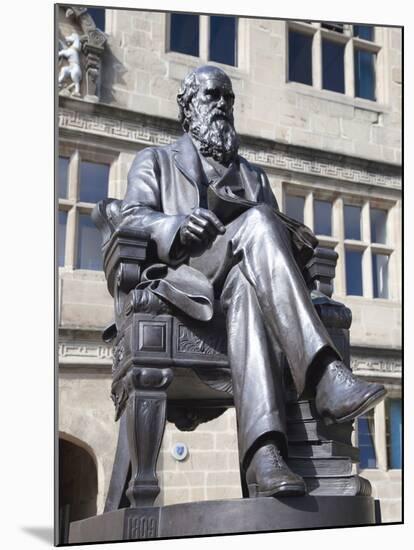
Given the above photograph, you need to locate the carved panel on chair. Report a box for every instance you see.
[173,315,228,362]
[177,324,226,355]
[139,323,166,352]
[131,315,172,362]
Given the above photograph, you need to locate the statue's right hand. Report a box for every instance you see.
[179,208,226,248]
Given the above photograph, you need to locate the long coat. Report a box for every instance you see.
[120,133,318,321]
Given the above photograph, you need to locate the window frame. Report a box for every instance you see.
[168,12,200,58]
[385,397,402,470]
[283,183,397,301]
[356,409,378,469]
[87,7,107,33]
[166,13,240,68]
[288,28,314,86]
[355,389,402,473]
[207,14,238,67]
[286,21,381,103]
[57,144,116,272]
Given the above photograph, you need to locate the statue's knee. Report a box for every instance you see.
[242,204,278,234]
[234,204,288,251]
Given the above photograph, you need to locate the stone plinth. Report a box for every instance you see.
[69,495,376,543]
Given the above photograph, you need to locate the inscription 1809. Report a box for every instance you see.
[127,514,158,539]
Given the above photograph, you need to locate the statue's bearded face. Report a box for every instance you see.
[186,75,239,165]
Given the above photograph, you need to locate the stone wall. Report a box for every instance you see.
[159,409,242,505]
[97,9,402,164]
[363,469,402,522]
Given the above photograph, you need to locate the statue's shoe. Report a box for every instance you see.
[315,360,387,425]
[245,444,306,497]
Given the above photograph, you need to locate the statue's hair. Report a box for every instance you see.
[176,70,200,132]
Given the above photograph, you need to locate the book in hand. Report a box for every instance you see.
[207,170,257,224]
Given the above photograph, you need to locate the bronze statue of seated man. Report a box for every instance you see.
[117,65,386,498]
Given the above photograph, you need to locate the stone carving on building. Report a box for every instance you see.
[58,33,82,97]
[59,5,107,101]
[351,352,402,378]
[59,341,113,365]
[58,107,401,190]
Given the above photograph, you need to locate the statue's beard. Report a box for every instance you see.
[188,112,239,165]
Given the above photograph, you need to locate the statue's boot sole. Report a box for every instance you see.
[322,386,387,426]
[247,481,306,498]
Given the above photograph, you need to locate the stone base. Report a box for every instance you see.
[69,496,376,544]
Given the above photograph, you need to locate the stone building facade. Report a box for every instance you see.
[57,5,402,533]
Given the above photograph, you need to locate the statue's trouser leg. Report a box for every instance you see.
[220,264,288,468]
[189,204,341,466]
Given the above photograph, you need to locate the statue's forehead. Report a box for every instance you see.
[197,74,233,92]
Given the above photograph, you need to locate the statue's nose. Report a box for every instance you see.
[217,96,226,110]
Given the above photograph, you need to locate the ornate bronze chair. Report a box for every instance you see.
[92,197,367,513]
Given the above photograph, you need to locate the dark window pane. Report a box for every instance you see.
[357,411,377,469]
[355,49,376,100]
[370,208,387,244]
[77,213,103,270]
[344,205,362,240]
[88,8,105,31]
[79,161,109,204]
[209,16,236,66]
[372,253,389,299]
[322,39,345,93]
[58,211,67,267]
[386,399,402,469]
[321,22,344,33]
[288,31,313,85]
[353,25,374,41]
[314,200,332,236]
[345,249,363,296]
[170,13,199,56]
[58,157,69,199]
[285,195,305,223]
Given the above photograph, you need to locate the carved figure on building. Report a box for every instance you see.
[58,5,107,101]
[58,33,82,97]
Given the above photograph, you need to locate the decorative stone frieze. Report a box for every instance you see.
[351,350,402,378]
[59,341,113,365]
[58,107,401,190]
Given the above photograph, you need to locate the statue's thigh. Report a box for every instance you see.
[60,66,71,78]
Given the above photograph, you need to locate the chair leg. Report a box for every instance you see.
[239,462,249,498]
[124,366,173,507]
[103,412,130,512]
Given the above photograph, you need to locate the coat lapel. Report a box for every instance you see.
[238,158,262,202]
[172,134,207,189]
[171,134,262,205]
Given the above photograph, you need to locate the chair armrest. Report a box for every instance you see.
[103,227,150,296]
[91,198,150,297]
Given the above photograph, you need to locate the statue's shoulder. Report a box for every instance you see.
[131,141,175,164]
